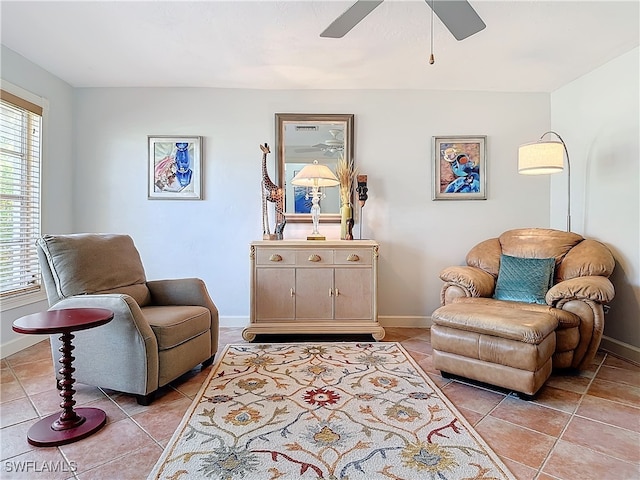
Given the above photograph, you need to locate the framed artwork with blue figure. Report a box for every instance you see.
[148,136,202,199]
[432,135,486,200]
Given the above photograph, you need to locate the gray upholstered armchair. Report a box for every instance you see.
[37,233,219,405]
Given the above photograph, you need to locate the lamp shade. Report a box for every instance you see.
[518,141,565,175]
[291,160,340,187]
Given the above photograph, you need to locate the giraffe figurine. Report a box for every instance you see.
[260,143,285,240]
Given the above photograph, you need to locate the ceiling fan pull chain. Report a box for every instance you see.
[429,0,435,64]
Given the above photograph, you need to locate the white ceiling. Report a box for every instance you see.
[1,0,638,93]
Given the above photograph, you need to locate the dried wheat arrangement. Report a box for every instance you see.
[335,154,356,206]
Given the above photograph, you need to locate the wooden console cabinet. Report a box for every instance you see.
[243,240,384,341]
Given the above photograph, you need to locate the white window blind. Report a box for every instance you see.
[0,89,42,299]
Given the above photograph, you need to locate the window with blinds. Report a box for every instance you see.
[0,89,43,300]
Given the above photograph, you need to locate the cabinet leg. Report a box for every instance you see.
[242,329,256,342]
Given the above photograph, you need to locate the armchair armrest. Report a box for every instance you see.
[147,278,218,317]
[440,266,496,298]
[546,276,615,306]
[147,278,219,354]
[49,294,159,395]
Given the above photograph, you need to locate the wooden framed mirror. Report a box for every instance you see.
[275,113,354,223]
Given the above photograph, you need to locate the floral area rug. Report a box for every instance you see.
[148,343,515,480]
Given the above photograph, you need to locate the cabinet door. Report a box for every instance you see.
[334,268,372,320]
[255,268,295,321]
[295,268,333,320]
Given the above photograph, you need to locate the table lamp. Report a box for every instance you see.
[518,131,572,231]
[291,160,340,240]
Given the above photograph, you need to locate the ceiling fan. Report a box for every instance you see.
[320,0,486,41]
[295,129,344,155]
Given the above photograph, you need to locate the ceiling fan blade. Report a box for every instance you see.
[295,147,321,153]
[320,0,384,38]
[429,0,486,41]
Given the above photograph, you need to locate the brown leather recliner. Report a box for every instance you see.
[431,228,615,396]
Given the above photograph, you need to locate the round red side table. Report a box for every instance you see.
[12,308,114,447]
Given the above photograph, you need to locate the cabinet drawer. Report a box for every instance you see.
[334,249,372,265]
[295,249,334,265]
[255,248,296,265]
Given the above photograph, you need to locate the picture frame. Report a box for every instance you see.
[432,135,487,200]
[148,135,202,199]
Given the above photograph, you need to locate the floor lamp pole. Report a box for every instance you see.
[542,131,571,232]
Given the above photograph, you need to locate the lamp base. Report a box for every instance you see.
[307,234,326,241]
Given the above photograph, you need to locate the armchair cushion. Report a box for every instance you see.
[494,254,555,304]
[144,305,211,351]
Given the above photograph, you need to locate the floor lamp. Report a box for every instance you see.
[518,131,572,232]
[291,160,339,240]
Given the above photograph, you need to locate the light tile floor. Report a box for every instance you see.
[1,327,639,479]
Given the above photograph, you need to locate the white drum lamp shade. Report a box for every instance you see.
[517,131,571,232]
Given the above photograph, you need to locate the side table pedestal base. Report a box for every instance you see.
[27,407,107,447]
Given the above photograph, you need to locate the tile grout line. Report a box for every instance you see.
[534,352,608,479]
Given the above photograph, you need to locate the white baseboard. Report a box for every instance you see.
[1,334,49,359]
[600,335,640,365]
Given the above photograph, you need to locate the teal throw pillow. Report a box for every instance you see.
[493,254,555,305]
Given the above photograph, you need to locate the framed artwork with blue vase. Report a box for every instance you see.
[148,135,202,199]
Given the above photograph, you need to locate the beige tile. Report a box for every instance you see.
[76,443,163,479]
[109,384,184,416]
[27,388,64,418]
[0,397,38,428]
[604,354,640,371]
[474,416,556,469]
[10,357,54,380]
[59,418,156,474]
[400,337,433,355]
[0,420,36,460]
[6,339,52,368]
[15,372,57,397]
[587,377,640,407]
[0,375,27,404]
[456,406,484,426]
[576,394,640,433]
[0,446,74,479]
[131,396,192,442]
[490,396,570,436]
[170,367,214,398]
[500,458,537,480]
[561,416,640,463]
[542,439,639,480]
[441,381,505,415]
[597,365,640,387]
[530,385,582,413]
[544,372,592,394]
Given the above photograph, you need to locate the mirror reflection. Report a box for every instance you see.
[276,114,354,223]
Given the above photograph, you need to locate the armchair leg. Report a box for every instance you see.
[514,391,535,401]
[136,391,156,406]
[201,355,215,369]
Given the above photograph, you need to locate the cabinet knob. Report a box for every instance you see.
[269,254,283,262]
[346,254,360,262]
[335,288,340,296]
[290,288,294,297]
[308,254,321,262]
